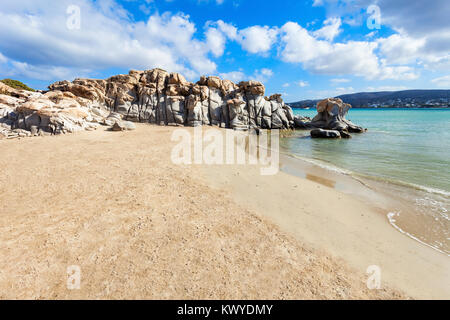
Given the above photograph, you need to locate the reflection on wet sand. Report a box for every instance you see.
[306,174,336,189]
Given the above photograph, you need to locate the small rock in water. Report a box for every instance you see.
[310,128,341,139]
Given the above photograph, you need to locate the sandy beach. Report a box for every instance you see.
[0,124,448,299]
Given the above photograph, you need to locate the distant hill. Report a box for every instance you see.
[288,90,450,108]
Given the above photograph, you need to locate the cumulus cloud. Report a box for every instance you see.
[377,33,450,71]
[375,0,450,36]
[253,68,274,82]
[0,0,225,81]
[219,68,273,84]
[219,70,245,82]
[313,0,450,71]
[205,27,227,57]
[208,21,278,54]
[0,56,90,81]
[313,17,342,41]
[215,20,239,40]
[236,26,278,54]
[279,21,418,80]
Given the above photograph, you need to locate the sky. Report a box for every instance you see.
[0,0,449,101]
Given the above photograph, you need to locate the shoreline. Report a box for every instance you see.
[279,150,450,256]
[0,125,447,299]
[198,135,450,299]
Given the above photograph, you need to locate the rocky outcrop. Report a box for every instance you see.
[293,98,366,138]
[0,68,296,139]
[48,69,295,131]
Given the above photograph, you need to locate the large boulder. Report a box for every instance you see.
[294,98,366,137]
[311,98,365,133]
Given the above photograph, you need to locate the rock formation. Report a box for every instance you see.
[0,70,368,140]
[0,68,299,139]
[293,98,366,138]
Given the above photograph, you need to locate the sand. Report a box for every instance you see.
[201,156,450,300]
[0,124,444,299]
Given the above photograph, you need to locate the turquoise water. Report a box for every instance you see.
[285,108,450,194]
[282,108,450,254]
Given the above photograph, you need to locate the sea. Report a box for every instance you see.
[280,108,450,255]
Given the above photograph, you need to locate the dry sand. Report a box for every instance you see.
[0,124,442,299]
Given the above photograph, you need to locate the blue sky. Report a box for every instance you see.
[0,0,449,101]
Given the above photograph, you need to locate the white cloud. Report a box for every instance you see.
[210,21,278,54]
[205,27,226,57]
[236,26,278,54]
[0,52,7,64]
[313,0,450,72]
[219,70,245,82]
[297,81,309,87]
[219,68,273,84]
[365,85,409,92]
[313,17,342,41]
[253,68,274,82]
[3,58,90,81]
[377,33,426,65]
[377,64,419,81]
[375,0,450,37]
[331,78,350,84]
[377,32,450,71]
[307,86,357,99]
[215,20,239,40]
[0,0,444,87]
[279,22,418,80]
[0,1,225,81]
[431,75,450,88]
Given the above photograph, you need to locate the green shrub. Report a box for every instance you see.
[0,79,35,92]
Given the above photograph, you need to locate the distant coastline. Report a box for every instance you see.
[292,106,450,109]
[288,89,450,109]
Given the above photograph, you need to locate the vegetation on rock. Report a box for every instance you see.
[0,79,35,92]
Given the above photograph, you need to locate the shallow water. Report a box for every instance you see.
[281,108,450,255]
